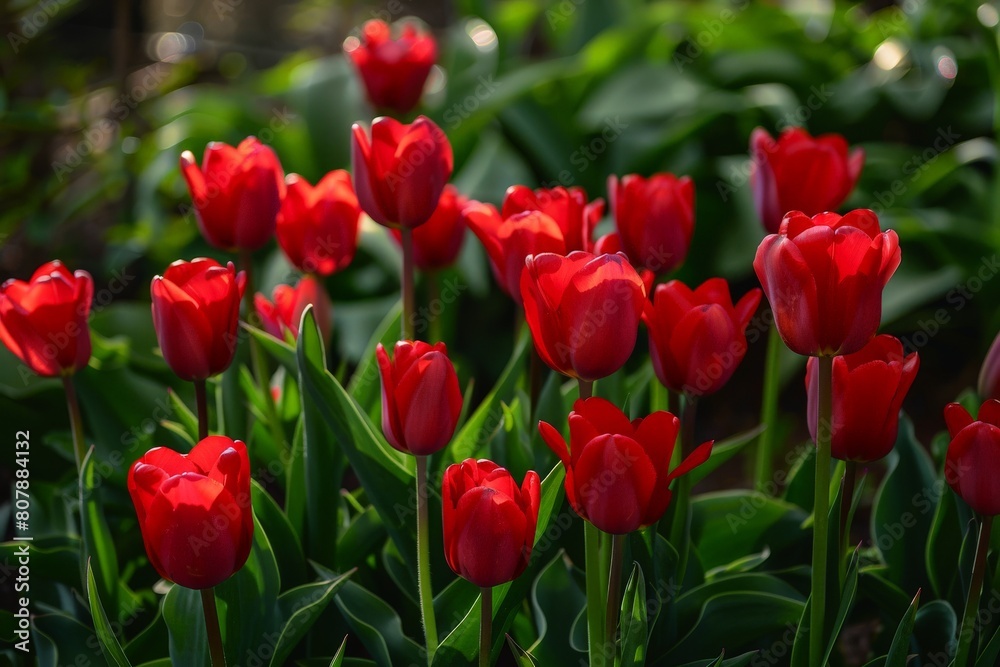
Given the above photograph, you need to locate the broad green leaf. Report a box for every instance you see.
[529,550,586,664]
[252,480,307,590]
[33,610,99,667]
[270,570,353,666]
[327,574,425,667]
[885,590,920,667]
[79,446,120,619]
[617,564,647,667]
[86,560,133,667]
[162,585,208,667]
[913,600,956,666]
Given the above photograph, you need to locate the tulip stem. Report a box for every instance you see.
[479,586,492,667]
[650,378,668,414]
[579,380,593,400]
[671,394,696,587]
[62,376,86,473]
[605,533,626,659]
[194,379,209,440]
[429,270,443,343]
[754,321,782,492]
[839,461,858,583]
[401,227,416,340]
[415,455,438,662]
[956,516,993,667]
[810,355,833,667]
[200,587,226,667]
[584,521,607,667]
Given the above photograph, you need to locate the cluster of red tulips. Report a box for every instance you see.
[4,16,1000,667]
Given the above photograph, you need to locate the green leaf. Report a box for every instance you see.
[689,425,765,486]
[674,652,757,667]
[913,600,956,666]
[269,570,354,666]
[346,300,401,417]
[86,560,133,667]
[926,468,963,600]
[329,637,348,666]
[507,635,540,666]
[79,446,120,619]
[822,548,861,666]
[617,564,647,667]
[885,590,920,667]
[529,550,587,664]
[165,387,199,443]
[327,573,425,667]
[162,585,208,667]
[252,480,308,590]
[246,323,298,373]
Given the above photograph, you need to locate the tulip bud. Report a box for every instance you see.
[127,436,253,589]
[254,276,333,343]
[608,173,695,274]
[0,260,93,377]
[344,19,437,116]
[944,400,1000,516]
[390,185,468,271]
[277,171,361,276]
[442,459,540,588]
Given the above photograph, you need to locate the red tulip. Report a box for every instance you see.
[390,185,467,271]
[376,340,463,455]
[520,251,645,381]
[0,261,93,377]
[539,397,712,534]
[750,127,864,234]
[978,331,1000,401]
[442,459,540,587]
[806,335,919,462]
[180,137,285,251]
[608,173,695,274]
[464,203,566,304]
[644,278,762,397]
[344,19,437,116]
[151,258,246,381]
[277,171,361,276]
[254,276,332,343]
[593,233,656,293]
[753,209,900,357]
[501,185,603,252]
[944,400,1000,516]
[128,436,253,589]
[351,115,453,229]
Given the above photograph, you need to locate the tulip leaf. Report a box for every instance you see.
[246,324,298,373]
[821,548,861,666]
[86,560,133,667]
[913,600,956,665]
[329,637,348,666]
[162,584,208,667]
[269,570,354,667]
[251,480,307,590]
[297,306,375,568]
[79,446,120,620]
[346,299,402,419]
[507,635,540,666]
[32,610,101,667]
[165,387,199,442]
[688,424,765,486]
[617,563,647,667]
[976,621,1000,667]
[528,550,587,664]
[885,590,921,667]
[674,653,758,667]
[925,467,964,600]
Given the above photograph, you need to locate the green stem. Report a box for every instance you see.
[415,455,438,662]
[249,333,289,455]
[401,227,415,341]
[584,521,607,667]
[194,379,209,440]
[605,533,626,659]
[428,270,442,343]
[955,517,993,667]
[479,586,492,667]
[839,461,858,583]
[650,378,669,414]
[671,394,697,587]
[754,321,782,491]
[579,379,593,400]
[810,355,833,666]
[62,376,86,473]
[200,587,227,667]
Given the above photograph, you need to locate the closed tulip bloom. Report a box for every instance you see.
[520,251,645,381]
[128,436,253,589]
[644,278,762,397]
[390,185,468,271]
[944,400,1000,516]
[180,137,285,251]
[539,397,713,534]
[753,209,900,357]
[344,19,437,116]
[277,171,361,276]
[254,276,332,343]
[442,459,540,588]
[351,115,453,229]
[464,204,566,304]
[750,127,864,234]
[151,258,246,381]
[806,335,919,462]
[608,173,695,274]
[0,260,93,377]
[978,330,1000,400]
[501,185,604,252]
[376,340,463,455]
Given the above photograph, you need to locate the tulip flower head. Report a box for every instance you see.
[376,340,463,455]
[644,278,762,397]
[501,185,603,253]
[520,251,646,381]
[151,258,246,381]
[128,436,253,589]
[277,171,361,276]
[0,260,93,377]
[344,19,437,116]
[750,127,864,234]
[608,173,695,274]
[180,137,285,251]
[753,209,900,357]
[944,400,1000,516]
[539,397,713,534]
[390,184,468,271]
[254,276,333,343]
[442,459,540,588]
[351,115,453,229]
[806,335,918,462]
